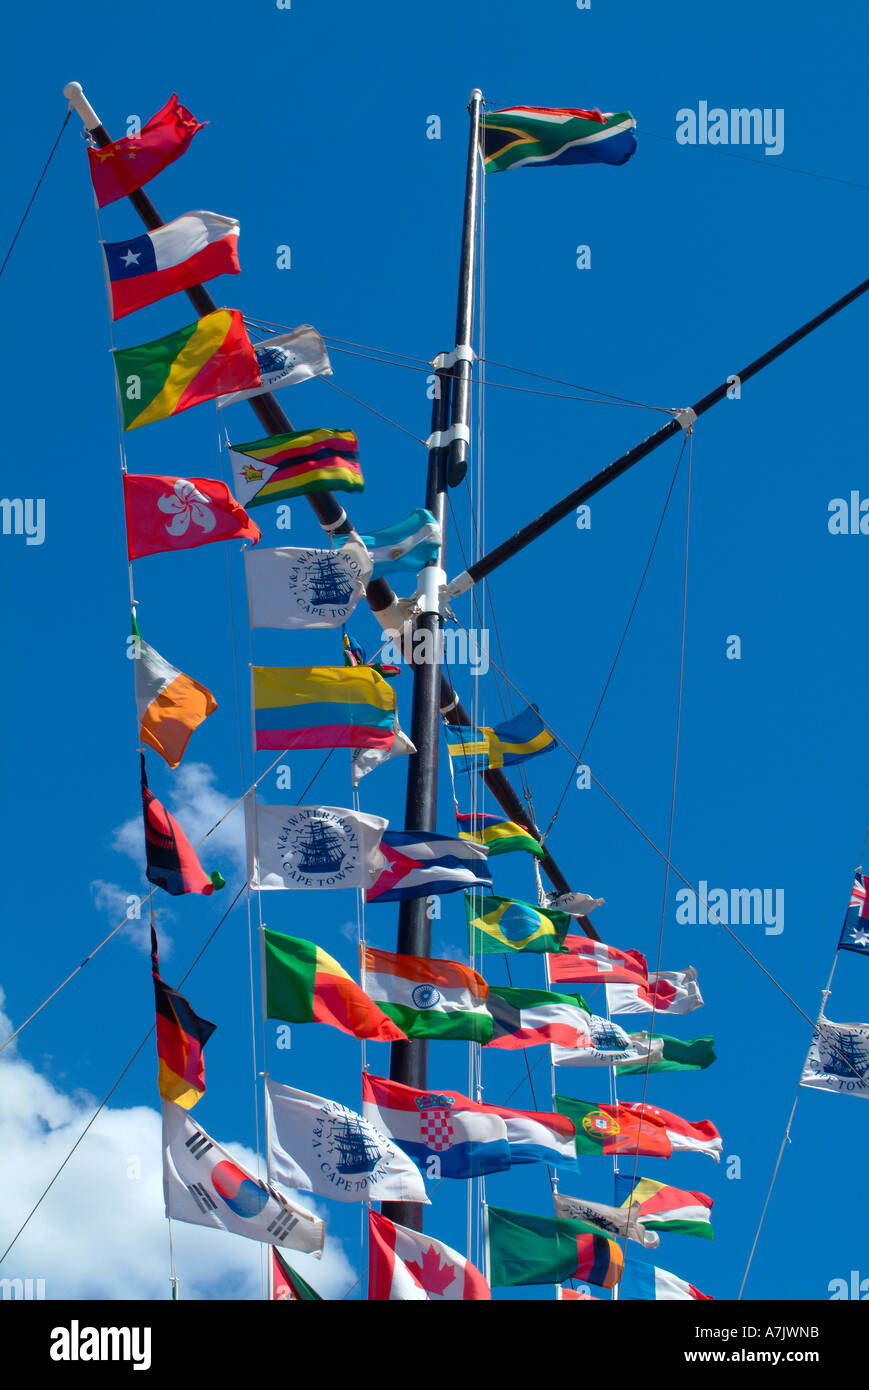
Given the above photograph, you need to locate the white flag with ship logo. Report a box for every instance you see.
[245,541,372,630]
[552,1017,665,1068]
[246,800,387,890]
[266,1079,429,1204]
[801,1015,869,1099]
[162,1101,325,1253]
[217,324,332,408]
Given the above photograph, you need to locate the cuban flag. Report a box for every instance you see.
[839,873,869,957]
[102,210,240,320]
[366,831,492,902]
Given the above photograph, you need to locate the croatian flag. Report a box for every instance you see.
[620,1260,713,1301]
[366,831,492,902]
[361,1073,511,1178]
[102,211,240,320]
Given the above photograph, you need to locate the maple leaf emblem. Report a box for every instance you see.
[406,1245,457,1297]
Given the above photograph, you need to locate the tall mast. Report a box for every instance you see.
[381,90,484,1231]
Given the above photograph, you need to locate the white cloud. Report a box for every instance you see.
[113,761,246,878]
[0,988,355,1301]
[90,880,170,956]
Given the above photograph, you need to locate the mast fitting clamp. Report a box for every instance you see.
[674,407,697,431]
[320,509,348,532]
[426,424,471,450]
[432,346,476,370]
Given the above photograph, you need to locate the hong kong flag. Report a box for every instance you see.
[368,1210,491,1301]
[88,95,205,207]
[124,475,261,560]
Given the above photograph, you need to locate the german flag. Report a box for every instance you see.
[151,929,216,1110]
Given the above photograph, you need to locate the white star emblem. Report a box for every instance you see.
[121,248,141,268]
[850,928,869,947]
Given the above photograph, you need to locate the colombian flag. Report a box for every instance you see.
[465,892,570,955]
[252,665,397,751]
[113,310,260,430]
[151,930,215,1109]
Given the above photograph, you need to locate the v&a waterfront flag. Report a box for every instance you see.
[252,665,396,751]
[88,94,205,207]
[102,211,240,320]
[617,1034,716,1076]
[838,873,869,957]
[263,928,405,1042]
[456,811,544,859]
[244,541,371,629]
[485,984,592,1051]
[362,947,492,1043]
[162,1100,325,1253]
[151,929,215,1110]
[266,1079,427,1205]
[446,705,556,770]
[614,1175,714,1241]
[124,476,260,559]
[140,755,224,896]
[333,508,441,579]
[466,892,570,955]
[368,1211,491,1301]
[556,1095,723,1162]
[114,310,260,430]
[246,802,387,891]
[553,1192,660,1249]
[218,326,332,408]
[132,619,217,768]
[271,1248,322,1301]
[620,1260,713,1301]
[230,428,362,506]
[551,1019,664,1069]
[800,1015,869,1098]
[486,1206,624,1289]
[366,831,492,902]
[362,1073,511,1179]
[482,106,637,174]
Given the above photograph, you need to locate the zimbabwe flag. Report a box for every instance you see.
[151,929,215,1109]
[230,428,363,504]
[113,310,260,430]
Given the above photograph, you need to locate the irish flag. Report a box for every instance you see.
[362,946,492,1042]
[263,929,406,1043]
[368,1211,490,1301]
[616,1176,714,1240]
[133,620,217,768]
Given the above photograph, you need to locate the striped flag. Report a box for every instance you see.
[366,831,491,902]
[362,1074,511,1179]
[132,620,217,769]
[620,1260,713,1301]
[362,947,492,1042]
[252,665,396,752]
[615,1175,714,1241]
[482,106,637,174]
[456,811,544,859]
[485,984,592,1051]
[151,929,215,1110]
[114,310,260,430]
[368,1211,490,1301]
[487,1206,624,1289]
[230,428,362,506]
[102,211,240,320]
[271,1248,322,1301]
[334,508,441,579]
[262,928,405,1042]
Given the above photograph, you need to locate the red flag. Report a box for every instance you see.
[549,934,648,987]
[141,755,225,896]
[88,95,205,207]
[124,475,261,560]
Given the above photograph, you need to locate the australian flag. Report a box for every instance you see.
[838,873,869,956]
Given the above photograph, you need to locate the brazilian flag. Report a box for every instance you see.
[465,893,570,955]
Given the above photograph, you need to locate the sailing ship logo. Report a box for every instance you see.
[255,344,298,382]
[414,1093,456,1151]
[313,1099,396,1195]
[325,1115,383,1175]
[811,1021,869,1092]
[589,1017,631,1056]
[275,808,361,888]
[287,548,366,621]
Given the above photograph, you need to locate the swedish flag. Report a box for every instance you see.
[445,706,556,771]
[466,893,570,955]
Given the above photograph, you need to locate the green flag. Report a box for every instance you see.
[617,1035,716,1076]
[487,1206,623,1289]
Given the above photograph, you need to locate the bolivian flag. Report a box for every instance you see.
[456,811,544,859]
[466,892,570,955]
[263,929,407,1042]
[113,309,260,430]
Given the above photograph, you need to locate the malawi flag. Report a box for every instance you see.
[368,1211,490,1301]
[485,984,592,1051]
[88,94,205,207]
[102,211,240,320]
[151,929,215,1109]
[362,946,492,1042]
[132,619,217,768]
[556,1095,722,1162]
[548,934,648,987]
[113,309,260,430]
[140,755,224,897]
[124,476,260,560]
[230,428,363,505]
[482,106,637,174]
[271,1248,322,1301]
[263,928,406,1043]
[456,811,544,859]
[615,1175,714,1241]
[487,1206,623,1289]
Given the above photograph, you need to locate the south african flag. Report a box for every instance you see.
[482,106,637,174]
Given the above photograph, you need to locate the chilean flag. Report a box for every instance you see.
[102,211,240,320]
[366,830,492,902]
[368,1211,491,1301]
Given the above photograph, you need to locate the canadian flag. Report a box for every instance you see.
[368,1210,490,1301]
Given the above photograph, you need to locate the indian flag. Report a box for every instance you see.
[113,309,260,430]
[263,928,406,1043]
[362,946,492,1042]
[456,811,544,859]
[617,1176,714,1241]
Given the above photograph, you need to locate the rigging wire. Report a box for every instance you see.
[636,127,869,193]
[0,110,71,284]
[320,375,428,444]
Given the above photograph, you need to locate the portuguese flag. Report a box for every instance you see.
[487,1206,623,1289]
[456,811,544,859]
[113,309,260,430]
[556,1096,722,1162]
[271,1248,323,1300]
[263,928,406,1043]
[617,1034,716,1076]
[230,428,363,504]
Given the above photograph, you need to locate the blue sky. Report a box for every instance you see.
[1,0,868,1302]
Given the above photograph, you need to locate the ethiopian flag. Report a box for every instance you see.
[113,309,260,430]
[263,928,406,1043]
[466,892,570,955]
[482,106,637,174]
[487,1206,623,1289]
[456,811,543,859]
[229,428,362,505]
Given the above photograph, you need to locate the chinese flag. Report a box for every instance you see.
[88,94,205,207]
